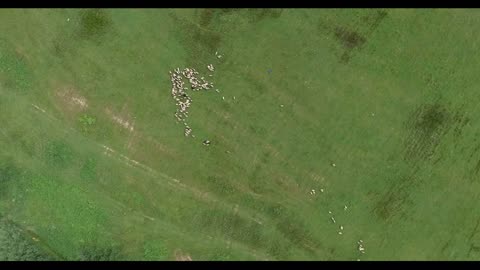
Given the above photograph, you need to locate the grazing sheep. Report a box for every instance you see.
[169,66,216,136]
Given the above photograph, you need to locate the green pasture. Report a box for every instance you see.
[0,8,480,260]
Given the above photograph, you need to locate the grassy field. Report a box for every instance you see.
[1,8,480,260]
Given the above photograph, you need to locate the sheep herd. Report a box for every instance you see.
[169,65,215,138]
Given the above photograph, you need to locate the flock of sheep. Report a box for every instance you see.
[169,66,215,139]
[169,52,367,259]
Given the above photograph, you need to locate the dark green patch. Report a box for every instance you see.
[198,9,216,28]
[274,209,318,256]
[467,244,480,258]
[199,9,283,28]
[143,240,169,261]
[205,174,236,196]
[453,113,470,139]
[193,207,263,247]
[244,8,283,24]
[217,8,242,16]
[373,172,417,221]
[52,28,77,58]
[247,150,272,190]
[262,202,318,255]
[78,114,97,133]
[0,39,32,92]
[327,10,388,63]
[467,218,480,258]
[0,218,54,261]
[77,9,113,41]
[209,247,232,260]
[469,143,480,178]
[80,157,97,181]
[250,8,282,21]
[473,159,480,176]
[0,158,21,197]
[334,27,366,63]
[77,244,123,261]
[404,103,452,163]
[176,8,282,65]
[171,13,222,67]
[52,38,67,57]
[247,164,268,194]
[361,10,388,31]
[266,237,292,260]
[440,239,451,256]
[44,140,74,168]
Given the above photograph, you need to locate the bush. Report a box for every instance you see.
[0,219,53,261]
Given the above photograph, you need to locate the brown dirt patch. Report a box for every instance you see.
[105,103,135,133]
[56,87,88,110]
[174,249,192,261]
[52,85,89,120]
[15,46,30,62]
